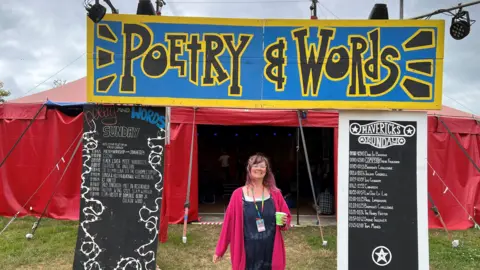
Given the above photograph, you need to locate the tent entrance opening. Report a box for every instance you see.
[197,125,335,218]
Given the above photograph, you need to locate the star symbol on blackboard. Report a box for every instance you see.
[350,123,361,134]
[371,246,392,266]
[375,248,388,263]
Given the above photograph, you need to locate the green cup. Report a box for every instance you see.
[275,212,287,225]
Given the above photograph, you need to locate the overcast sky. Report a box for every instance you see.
[1,0,479,115]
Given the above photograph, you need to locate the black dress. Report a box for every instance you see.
[242,191,277,270]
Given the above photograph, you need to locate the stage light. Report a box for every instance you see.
[214,133,217,136]
[450,10,472,40]
[368,3,389,20]
[256,133,259,136]
[137,0,156,15]
[235,133,238,137]
[288,133,292,137]
[273,133,276,136]
[86,0,107,23]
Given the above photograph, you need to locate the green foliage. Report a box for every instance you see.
[0,81,11,103]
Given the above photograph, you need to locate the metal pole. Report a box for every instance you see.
[182,107,197,244]
[297,112,317,205]
[165,107,171,145]
[409,0,480,19]
[310,0,318,19]
[297,111,325,243]
[400,0,404,19]
[427,192,452,241]
[296,127,300,226]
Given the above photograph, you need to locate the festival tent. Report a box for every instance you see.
[1,78,479,242]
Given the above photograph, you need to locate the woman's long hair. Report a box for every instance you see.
[245,153,279,191]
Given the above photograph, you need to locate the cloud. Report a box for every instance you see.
[1,0,479,115]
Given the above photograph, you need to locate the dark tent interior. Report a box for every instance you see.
[197,125,335,216]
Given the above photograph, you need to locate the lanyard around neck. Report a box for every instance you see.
[250,186,264,219]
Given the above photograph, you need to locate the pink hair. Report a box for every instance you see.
[245,153,279,191]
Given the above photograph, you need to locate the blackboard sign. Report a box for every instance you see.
[347,119,418,269]
[73,104,166,270]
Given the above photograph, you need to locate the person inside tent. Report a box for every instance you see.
[218,150,231,183]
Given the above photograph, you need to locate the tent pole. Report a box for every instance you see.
[296,127,300,225]
[166,107,171,145]
[183,107,197,244]
[427,192,452,241]
[297,111,325,243]
[437,116,480,173]
[0,103,46,169]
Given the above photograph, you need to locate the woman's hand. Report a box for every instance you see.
[213,254,222,263]
[281,215,287,226]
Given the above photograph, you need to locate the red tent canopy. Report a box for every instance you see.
[1,78,479,243]
[10,77,86,105]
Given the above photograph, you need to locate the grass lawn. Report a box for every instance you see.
[1,217,479,269]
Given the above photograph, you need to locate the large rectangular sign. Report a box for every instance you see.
[73,104,165,269]
[87,15,444,110]
[337,111,428,270]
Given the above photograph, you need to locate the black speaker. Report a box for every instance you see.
[369,3,389,20]
[137,0,156,15]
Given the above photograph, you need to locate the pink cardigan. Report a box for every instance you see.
[215,187,292,270]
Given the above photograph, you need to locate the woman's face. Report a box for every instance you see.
[250,161,267,180]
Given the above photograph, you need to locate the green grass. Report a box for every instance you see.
[1,217,479,269]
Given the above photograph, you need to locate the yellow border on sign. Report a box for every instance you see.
[94,14,444,28]
[434,22,445,110]
[86,95,441,110]
[86,15,445,110]
[87,17,94,105]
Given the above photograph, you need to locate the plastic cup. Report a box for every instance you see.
[275,212,287,225]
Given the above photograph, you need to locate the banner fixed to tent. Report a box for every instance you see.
[87,15,444,110]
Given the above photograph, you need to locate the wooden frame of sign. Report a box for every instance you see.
[337,111,428,270]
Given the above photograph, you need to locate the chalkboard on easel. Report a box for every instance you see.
[73,104,166,270]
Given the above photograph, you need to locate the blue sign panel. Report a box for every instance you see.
[87,15,444,110]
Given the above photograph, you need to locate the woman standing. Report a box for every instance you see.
[213,153,292,270]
